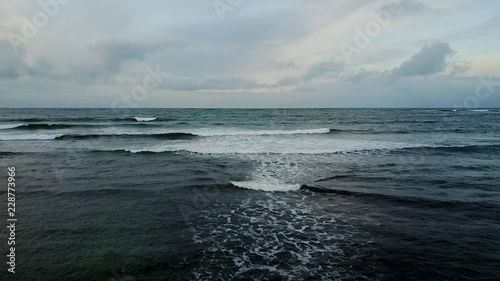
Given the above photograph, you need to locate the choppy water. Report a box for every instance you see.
[1,108,500,280]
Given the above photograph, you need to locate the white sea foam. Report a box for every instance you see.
[188,128,330,137]
[0,134,61,140]
[0,124,24,130]
[231,181,301,192]
[1,127,332,142]
[191,193,350,280]
[134,117,157,122]
[130,136,421,155]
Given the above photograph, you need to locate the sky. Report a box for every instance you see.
[0,0,499,108]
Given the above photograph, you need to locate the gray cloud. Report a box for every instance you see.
[342,68,379,83]
[303,60,345,81]
[390,42,454,78]
[0,1,498,107]
[0,40,27,79]
[274,60,344,87]
[378,0,432,17]
[344,42,464,83]
[155,74,263,91]
[0,40,59,80]
[88,38,181,74]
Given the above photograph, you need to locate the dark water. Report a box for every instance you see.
[1,108,500,281]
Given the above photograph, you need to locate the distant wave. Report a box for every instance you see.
[190,128,331,137]
[90,149,176,155]
[314,175,356,182]
[230,181,301,192]
[119,117,176,122]
[435,109,500,113]
[6,118,46,122]
[133,117,157,122]
[11,123,76,130]
[0,134,62,141]
[89,143,500,156]
[330,128,481,134]
[7,124,477,135]
[0,124,24,130]
[340,120,437,125]
[0,152,20,156]
[55,132,197,141]
[3,117,174,122]
[1,128,331,141]
[399,144,500,154]
[300,184,498,210]
[7,123,164,130]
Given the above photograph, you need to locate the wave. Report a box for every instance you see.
[133,117,157,122]
[399,144,500,154]
[91,142,500,156]
[7,118,46,122]
[10,123,76,130]
[300,184,499,210]
[0,152,20,156]
[340,120,437,125]
[13,123,165,130]
[188,128,331,137]
[314,175,356,182]
[0,134,62,141]
[2,117,174,123]
[119,117,177,122]
[1,127,330,141]
[231,181,301,192]
[331,128,480,135]
[0,124,24,130]
[55,132,197,141]
[106,139,423,155]
[90,149,176,155]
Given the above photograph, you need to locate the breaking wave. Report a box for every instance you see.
[55,132,197,140]
[133,117,157,122]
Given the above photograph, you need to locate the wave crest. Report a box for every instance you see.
[134,117,157,122]
[231,181,301,192]
[55,132,197,141]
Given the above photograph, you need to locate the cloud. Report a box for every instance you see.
[378,0,433,17]
[302,60,345,81]
[342,68,379,83]
[88,38,181,74]
[0,40,59,80]
[1,1,499,107]
[274,60,344,87]
[390,42,454,78]
[156,74,263,91]
[0,40,27,79]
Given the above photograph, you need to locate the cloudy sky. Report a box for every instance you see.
[0,0,499,108]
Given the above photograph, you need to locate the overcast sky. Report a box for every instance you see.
[0,0,499,108]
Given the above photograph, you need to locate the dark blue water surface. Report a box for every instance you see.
[0,108,499,280]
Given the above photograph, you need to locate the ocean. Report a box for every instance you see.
[1,108,499,281]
